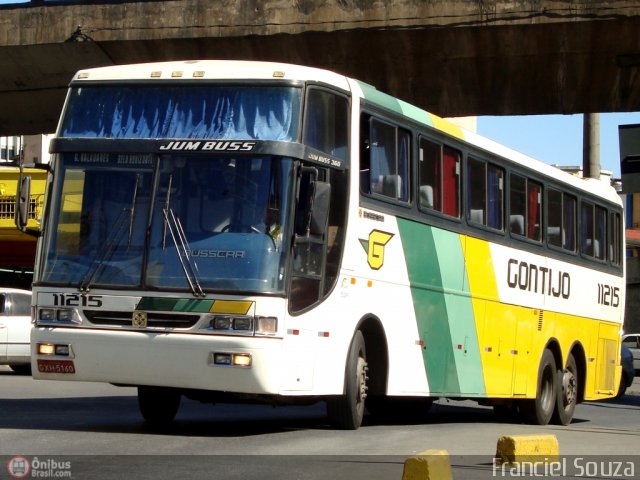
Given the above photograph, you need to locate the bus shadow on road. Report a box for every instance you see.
[0,393,560,437]
[3,381,615,437]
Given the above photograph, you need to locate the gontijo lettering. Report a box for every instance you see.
[507,258,570,299]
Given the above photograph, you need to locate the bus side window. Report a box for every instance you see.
[580,202,608,260]
[509,173,542,241]
[610,211,621,265]
[442,147,461,217]
[303,89,349,160]
[547,189,576,251]
[467,157,504,230]
[467,158,486,225]
[419,139,461,217]
[580,202,595,257]
[360,115,371,194]
[527,180,542,241]
[363,117,410,202]
[594,206,607,260]
[563,194,577,251]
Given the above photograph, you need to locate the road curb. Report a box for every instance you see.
[494,434,560,465]
[402,449,452,480]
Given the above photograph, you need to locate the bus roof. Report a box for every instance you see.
[72,59,351,91]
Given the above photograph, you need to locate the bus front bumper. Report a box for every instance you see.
[31,327,287,395]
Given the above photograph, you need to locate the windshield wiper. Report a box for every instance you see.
[78,207,130,293]
[162,175,205,297]
[79,175,142,293]
[128,173,141,247]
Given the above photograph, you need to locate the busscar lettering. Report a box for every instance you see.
[185,249,245,258]
[506,258,570,299]
[159,141,256,152]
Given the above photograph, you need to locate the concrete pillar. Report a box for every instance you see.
[583,113,600,179]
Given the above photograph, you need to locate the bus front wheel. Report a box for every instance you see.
[327,330,368,430]
[138,386,181,426]
[520,349,557,425]
[552,353,578,425]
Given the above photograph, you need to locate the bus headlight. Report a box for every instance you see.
[209,352,252,367]
[212,316,232,330]
[39,308,55,322]
[37,308,81,325]
[255,316,277,335]
[233,316,253,331]
[57,309,75,322]
[207,315,277,336]
[37,343,72,356]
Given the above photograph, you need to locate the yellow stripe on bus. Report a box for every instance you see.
[430,115,465,140]
[209,300,253,315]
[461,235,516,396]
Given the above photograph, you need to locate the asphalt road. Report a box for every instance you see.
[1,366,639,479]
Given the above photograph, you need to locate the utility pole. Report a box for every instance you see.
[583,113,600,179]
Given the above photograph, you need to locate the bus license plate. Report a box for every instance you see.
[37,359,76,374]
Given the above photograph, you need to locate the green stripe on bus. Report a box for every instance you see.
[137,297,213,312]
[397,219,460,394]
[432,229,485,396]
[357,80,433,127]
[398,219,486,396]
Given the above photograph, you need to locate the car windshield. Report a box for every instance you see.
[40,153,294,294]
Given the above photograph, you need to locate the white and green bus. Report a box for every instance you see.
[19,60,624,429]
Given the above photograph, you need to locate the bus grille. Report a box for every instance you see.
[84,310,200,329]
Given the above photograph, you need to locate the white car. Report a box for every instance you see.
[622,333,640,375]
[0,288,32,374]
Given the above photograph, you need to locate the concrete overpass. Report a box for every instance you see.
[1,0,640,135]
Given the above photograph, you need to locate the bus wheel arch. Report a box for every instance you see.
[568,342,587,404]
[326,316,388,429]
[358,315,389,398]
[520,344,559,425]
[326,329,368,429]
[552,343,585,425]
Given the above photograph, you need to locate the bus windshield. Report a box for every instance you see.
[41,153,294,294]
[59,85,301,140]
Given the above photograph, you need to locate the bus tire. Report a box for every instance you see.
[138,386,181,426]
[327,330,368,430]
[520,349,557,425]
[552,353,578,425]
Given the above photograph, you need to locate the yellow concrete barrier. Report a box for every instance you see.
[495,434,560,465]
[402,449,452,480]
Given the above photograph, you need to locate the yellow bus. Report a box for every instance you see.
[21,61,624,429]
[0,165,45,272]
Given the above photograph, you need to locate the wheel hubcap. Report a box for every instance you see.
[357,357,369,403]
[562,369,577,407]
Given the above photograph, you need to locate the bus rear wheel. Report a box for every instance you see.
[327,330,368,430]
[520,349,557,425]
[552,353,578,425]
[138,386,181,426]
